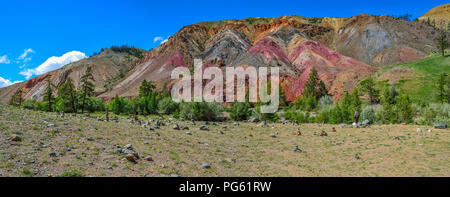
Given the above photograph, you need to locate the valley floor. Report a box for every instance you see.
[0,105,449,177]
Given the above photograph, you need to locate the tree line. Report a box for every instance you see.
[8,66,449,126]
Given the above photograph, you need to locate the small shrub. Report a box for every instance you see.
[179,101,223,121]
[229,102,251,121]
[318,95,333,109]
[57,170,85,177]
[360,105,377,124]
[158,97,177,115]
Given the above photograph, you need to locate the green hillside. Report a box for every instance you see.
[375,55,450,103]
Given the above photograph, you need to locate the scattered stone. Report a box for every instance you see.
[145,156,153,162]
[155,120,161,128]
[269,133,277,138]
[125,154,137,162]
[361,119,370,126]
[173,124,180,130]
[87,137,95,141]
[249,117,259,123]
[221,125,227,129]
[49,152,57,157]
[66,147,71,151]
[294,130,301,136]
[186,131,192,135]
[170,174,181,177]
[201,164,211,169]
[233,122,240,126]
[259,121,268,127]
[320,130,328,136]
[339,123,348,128]
[218,131,224,135]
[144,141,149,145]
[9,134,22,142]
[331,127,336,132]
[293,146,302,153]
[199,125,209,131]
[125,144,133,150]
[120,149,139,158]
[434,124,447,129]
[393,136,402,140]
[355,154,361,160]
[182,126,189,130]
[149,127,155,131]
[417,128,422,133]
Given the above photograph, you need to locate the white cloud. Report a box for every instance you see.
[0,77,21,88]
[20,51,86,79]
[18,48,34,60]
[153,36,164,43]
[0,55,10,64]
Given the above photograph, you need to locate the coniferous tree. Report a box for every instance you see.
[303,67,328,99]
[359,76,380,104]
[396,94,413,124]
[435,31,449,57]
[380,85,398,123]
[43,76,56,112]
[436,73,448,103]
[79,66,95,113]
[139,79,155,97]
[58,78,77,112]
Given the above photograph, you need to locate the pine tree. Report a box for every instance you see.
[380,85,398,123]
[350,88,361,112]
[435,31,449,57]
[58,78,77,112]
[303,67,328,99]
[340,92,352,123]
[139,79,155,98]
[436,73,448,103]
[43,76,56,112]
[396,94,413,124]
[359,76,380,104]
[79,66,95,113]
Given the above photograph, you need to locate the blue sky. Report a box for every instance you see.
[0,0,447,87]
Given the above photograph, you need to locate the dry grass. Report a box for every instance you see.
[0,105,449,177]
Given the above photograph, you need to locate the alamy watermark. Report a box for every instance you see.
[171,59,279,113]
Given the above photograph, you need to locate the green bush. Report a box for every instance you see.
[108,95,129,115]
[85,97,105,112]
[360,105,379,124]
[21,100,36,110]
[158,97,177,114]
[316,105,333,123]
[318,95,333,109]
[179,101,223,121]
[415,103,450,125]
[293,95,318,111]
[229,102,251,121]
[251,103,278,122]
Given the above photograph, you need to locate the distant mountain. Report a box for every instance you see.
[0,47,145,104]
[419,3,450,30]
[0,13,440,103]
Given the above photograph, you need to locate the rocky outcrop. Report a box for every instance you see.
[0,13,438,103]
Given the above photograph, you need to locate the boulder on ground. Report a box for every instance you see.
[434,124,447,129]
[9,134,22,142]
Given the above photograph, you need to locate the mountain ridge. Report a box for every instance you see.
[0,10,443,104]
